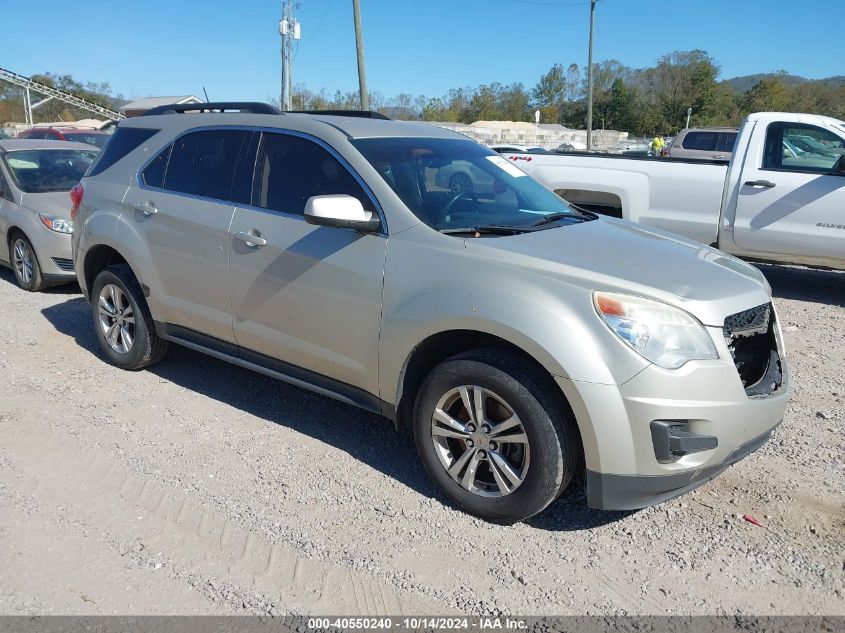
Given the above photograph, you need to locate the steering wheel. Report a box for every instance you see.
[443,191,478,216]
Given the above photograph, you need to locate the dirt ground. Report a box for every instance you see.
[0,263,842,616]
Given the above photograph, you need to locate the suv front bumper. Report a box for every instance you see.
[555,329,790,511]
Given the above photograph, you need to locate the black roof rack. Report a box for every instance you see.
[289,109,391,120]
[143,102,281,116]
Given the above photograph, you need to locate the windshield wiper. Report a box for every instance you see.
[530,208,594,227]
[438,224,533,235]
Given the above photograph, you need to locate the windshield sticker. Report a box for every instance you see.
[485,155,527,178]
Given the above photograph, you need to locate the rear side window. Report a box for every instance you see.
[142,144,171,188]
[682,131,718,151]
[252,132,374,215]
[87,127,158,176]
[163,130,248,201]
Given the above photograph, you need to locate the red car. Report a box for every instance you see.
[17,126,109,149]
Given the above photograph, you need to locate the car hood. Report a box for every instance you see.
[463,216,771,326]
[19,191,72,218]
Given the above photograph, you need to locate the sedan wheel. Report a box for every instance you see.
[10,235,45,291]
[97,283,136,354]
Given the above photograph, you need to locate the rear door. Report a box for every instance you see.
[119,127,251,344]
[732,121,845,263]
[228,130,387,397]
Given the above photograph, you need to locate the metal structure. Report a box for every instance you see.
[279,1,301,111]
[0,67,123,125]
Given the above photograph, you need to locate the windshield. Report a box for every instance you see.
[63,133,109,149]
[351,138,589,232]
[2,149,98,193]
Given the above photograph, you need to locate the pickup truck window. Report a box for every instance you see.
[352,137,587,232]
[764,123,845,174]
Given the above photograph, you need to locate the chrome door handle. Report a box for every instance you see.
[744,180,776,189]
[234,231,267,247]
[134,201,158,216]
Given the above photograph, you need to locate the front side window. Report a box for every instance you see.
[352,137,590,232]
[252,132,374,215]
[764,123,845,173]
[1,149,98,193]
[162,129,248,200]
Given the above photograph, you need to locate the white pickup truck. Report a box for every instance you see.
[506,112,845,270]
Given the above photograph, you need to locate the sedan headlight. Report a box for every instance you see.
[39,214,73,234]
[594,291,718,369]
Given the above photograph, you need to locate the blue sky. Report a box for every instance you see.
[3,0,839,103]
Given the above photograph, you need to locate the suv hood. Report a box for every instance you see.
[464,216,771,326]
[19,191,72,218]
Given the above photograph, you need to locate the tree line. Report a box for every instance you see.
[2,50,843,136]
[290,50,845,135]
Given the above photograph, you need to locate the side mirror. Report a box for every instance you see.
[304,194,380,232]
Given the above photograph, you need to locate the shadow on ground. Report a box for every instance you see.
[39,294,619,531]
[0,264,81,295]
[757,263,845,307]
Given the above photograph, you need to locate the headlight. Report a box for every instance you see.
[38,214,73,234]
[594,291,718,369]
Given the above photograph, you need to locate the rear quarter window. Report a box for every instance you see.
[87,127,159,177]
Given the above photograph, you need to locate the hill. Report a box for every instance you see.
[722,73,845,93]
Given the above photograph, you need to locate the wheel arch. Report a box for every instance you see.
[393,330,584,457]
[83,244,132,296]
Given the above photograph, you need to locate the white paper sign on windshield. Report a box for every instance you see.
[485,155,527,178]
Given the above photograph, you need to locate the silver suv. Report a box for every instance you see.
[72,103,790,523]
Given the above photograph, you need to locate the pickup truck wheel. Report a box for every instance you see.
[10,234,46,292]
[414,349,578,523]
[90,264,169,370]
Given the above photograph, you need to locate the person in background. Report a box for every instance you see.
[651,134,665,156]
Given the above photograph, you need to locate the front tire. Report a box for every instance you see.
[413,349,579,523]
[10,234,46,292]
[90,264,169,370]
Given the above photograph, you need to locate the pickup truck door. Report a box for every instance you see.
[227,130,387,400]
[732,121,845,263]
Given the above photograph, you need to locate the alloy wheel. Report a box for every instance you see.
[97,284,136,354]
[430,385,530,497]
[12,239,33,285]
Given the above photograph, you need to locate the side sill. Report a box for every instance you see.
[154,322,393,421]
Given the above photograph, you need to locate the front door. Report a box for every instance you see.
[732,121,845,264]
[228,131,387,397]
[119,128,251,343]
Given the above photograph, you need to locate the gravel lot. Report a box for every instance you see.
[0,263,842,616]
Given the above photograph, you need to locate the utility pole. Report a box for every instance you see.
[352,0,369,110]
[279,1,301,111]
[585,0,597,151]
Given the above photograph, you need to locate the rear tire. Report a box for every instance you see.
[10,233,46,292]
[90,264,169,370]
[413,349,579,523]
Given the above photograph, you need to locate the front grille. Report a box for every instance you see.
[723,303,782,397]
[51,257,74,272]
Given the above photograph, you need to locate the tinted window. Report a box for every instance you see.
[24,129,46,139]
[1,149,99,193]
[142,144,171,188]
[764,123,845,173]
[716,132,737,153]
[163,130,248,200]
[88,127,158,176]
[252,132,374,215]
[682,131,718,151]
